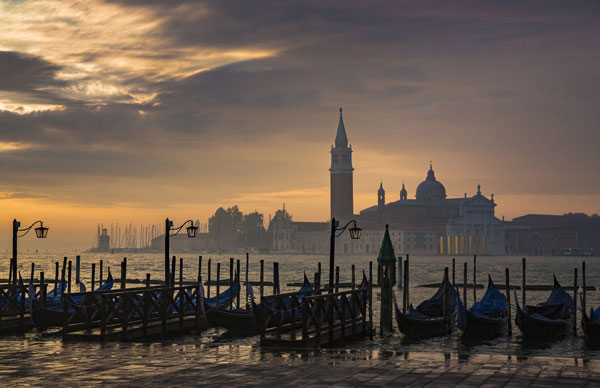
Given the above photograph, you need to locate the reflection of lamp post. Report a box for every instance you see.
[164,218,198,285]
[329,217,361,293]
[12,219,49,284]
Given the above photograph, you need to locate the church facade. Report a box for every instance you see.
[271,109,506,255]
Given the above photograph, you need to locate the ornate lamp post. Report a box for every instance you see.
[329,217,361,293]
[12,219,49,284]
[164,218,198,285]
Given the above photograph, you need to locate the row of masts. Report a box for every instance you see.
[95,221,209,249]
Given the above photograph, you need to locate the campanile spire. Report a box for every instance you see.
[330,107,354,220]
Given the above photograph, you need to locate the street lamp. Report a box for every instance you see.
[12,219,49,284]
[329,217,362,293]
[164,218,198,285]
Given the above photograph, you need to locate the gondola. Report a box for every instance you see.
[395,268,458,340]
[204,274,240,311]
[463,275,507,339]
[515,275,573,339]
[581,306,600,345]
[32,271,114,329]
[207,273,313,334]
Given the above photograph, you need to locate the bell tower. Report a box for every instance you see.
[330,108,354,221]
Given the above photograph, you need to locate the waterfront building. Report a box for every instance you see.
[505,213,600,256]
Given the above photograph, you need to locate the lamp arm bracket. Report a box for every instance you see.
[334,220,357,238]
[17,220,43,238]
[169,219,195,237]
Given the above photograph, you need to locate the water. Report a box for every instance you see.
[2,253,600,361]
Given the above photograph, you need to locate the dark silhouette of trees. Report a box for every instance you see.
[208,205,266,250]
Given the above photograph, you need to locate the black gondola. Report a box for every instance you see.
[395,268,457,340]
[582,306,600,345]
[515,275,573,339]
[463,275,507,339]
[203,274,240,312]
[32,271,114,329]
[207,273,313,334]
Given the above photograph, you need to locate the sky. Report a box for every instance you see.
[0,0,599,250]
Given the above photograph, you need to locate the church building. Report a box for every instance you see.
[271,109,506,255]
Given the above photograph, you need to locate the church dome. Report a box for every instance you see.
[416,164,446,202]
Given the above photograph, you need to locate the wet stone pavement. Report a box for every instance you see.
[1,337,600,387]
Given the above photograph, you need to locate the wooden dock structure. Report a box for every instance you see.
[257,284,372,348]
[0,284,37,335]
[62,283,207,341]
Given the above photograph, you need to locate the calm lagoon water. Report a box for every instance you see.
[2,252,600,361]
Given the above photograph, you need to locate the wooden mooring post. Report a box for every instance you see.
[76,255,80,284]
[197,258,201,283]
[99,260,103,286]
[54,261,59,292]
[442,267,448,327]
[260,259,264,300]
[402,258,408,313]
[463,262,467,307]
[40,272,46,308]
[473,255,477,302]
[61,257,67,286]
[318,262,322,284]
[179,258,183,286]
[146,273,151,287]
[452,258,455,285]
[397,256,402,291]
[369,261,374,339]
[335,266,340,293]
[273,262,280,294]
[198,256,203,283]
[351,264,356,290]
[229,257,234,298]
[236,259,241,308]
[505,267,512,335]
[120,259,126,289]
[171,256,176,287]
[207,258,211,298]
[522,258,526,307]
[245,253,249,304]
[573,267,578,336]
[403,255,410,313]
[30,262,35,284]
[216,262,221,307]
[91,263,96,291]
[582,261,586,313]
[67,260,72,294]
[164,255,169,285]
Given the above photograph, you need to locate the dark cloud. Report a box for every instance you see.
[0,0,598,215]
[0,51,65,92]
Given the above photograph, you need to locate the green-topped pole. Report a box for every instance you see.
[377,224,396,333]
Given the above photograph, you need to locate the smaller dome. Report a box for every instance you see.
[416,164,446,202]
